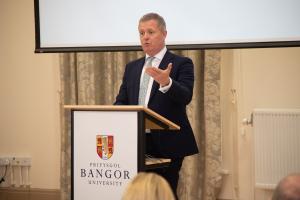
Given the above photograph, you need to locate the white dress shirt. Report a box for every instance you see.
[140,46,172,106]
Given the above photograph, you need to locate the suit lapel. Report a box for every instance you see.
[148,51,173,103]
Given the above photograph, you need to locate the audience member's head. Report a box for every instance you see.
[122,172,175,200]
[272,173,300,200]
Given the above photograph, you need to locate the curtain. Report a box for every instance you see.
[59,50,221,200]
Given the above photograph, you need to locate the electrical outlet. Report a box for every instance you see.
[0,157,10,166]
[20,157,31,167]
[11,157,31,166]
[0,157,32,166]
[11,157,20,166]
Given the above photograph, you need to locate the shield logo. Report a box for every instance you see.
[96,135,114,160]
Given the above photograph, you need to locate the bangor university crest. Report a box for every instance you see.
[96,135,114,160]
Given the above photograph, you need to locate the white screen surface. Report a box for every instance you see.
[36,0,300,51]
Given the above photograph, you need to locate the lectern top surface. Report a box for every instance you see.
[64,105,180,130]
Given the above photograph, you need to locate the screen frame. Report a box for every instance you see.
[34,0,300,53]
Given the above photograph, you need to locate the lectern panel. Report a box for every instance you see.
[72,110,138,200]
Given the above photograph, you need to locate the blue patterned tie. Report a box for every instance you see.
[138,57,154,105]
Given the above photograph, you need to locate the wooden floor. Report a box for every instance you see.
[0,188,60,200]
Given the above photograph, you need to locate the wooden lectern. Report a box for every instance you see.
[64,105,180,200]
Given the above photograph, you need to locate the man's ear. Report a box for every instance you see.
[163,30,167,39]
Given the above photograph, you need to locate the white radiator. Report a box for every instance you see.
[253,109,300,189]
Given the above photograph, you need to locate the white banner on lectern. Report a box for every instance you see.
[73,111,138,200]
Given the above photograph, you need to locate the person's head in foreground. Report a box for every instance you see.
[272,173,300,200]
[122,172,175,200]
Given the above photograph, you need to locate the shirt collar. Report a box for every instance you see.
[146,46,167,61]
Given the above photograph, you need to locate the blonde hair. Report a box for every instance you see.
[122,172,175,200]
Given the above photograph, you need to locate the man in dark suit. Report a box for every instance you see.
[114,13,199,198]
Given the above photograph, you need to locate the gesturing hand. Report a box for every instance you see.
[145,63,172,86]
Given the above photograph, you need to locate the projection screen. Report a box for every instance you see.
[34,0,300,52]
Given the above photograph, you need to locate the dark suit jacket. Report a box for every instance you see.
[115,51,199,158]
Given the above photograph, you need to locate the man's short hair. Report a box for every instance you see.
[139,13,166,32]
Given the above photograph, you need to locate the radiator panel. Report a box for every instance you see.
[253,109,300,189]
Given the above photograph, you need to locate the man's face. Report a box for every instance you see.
[138,19,167,56]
